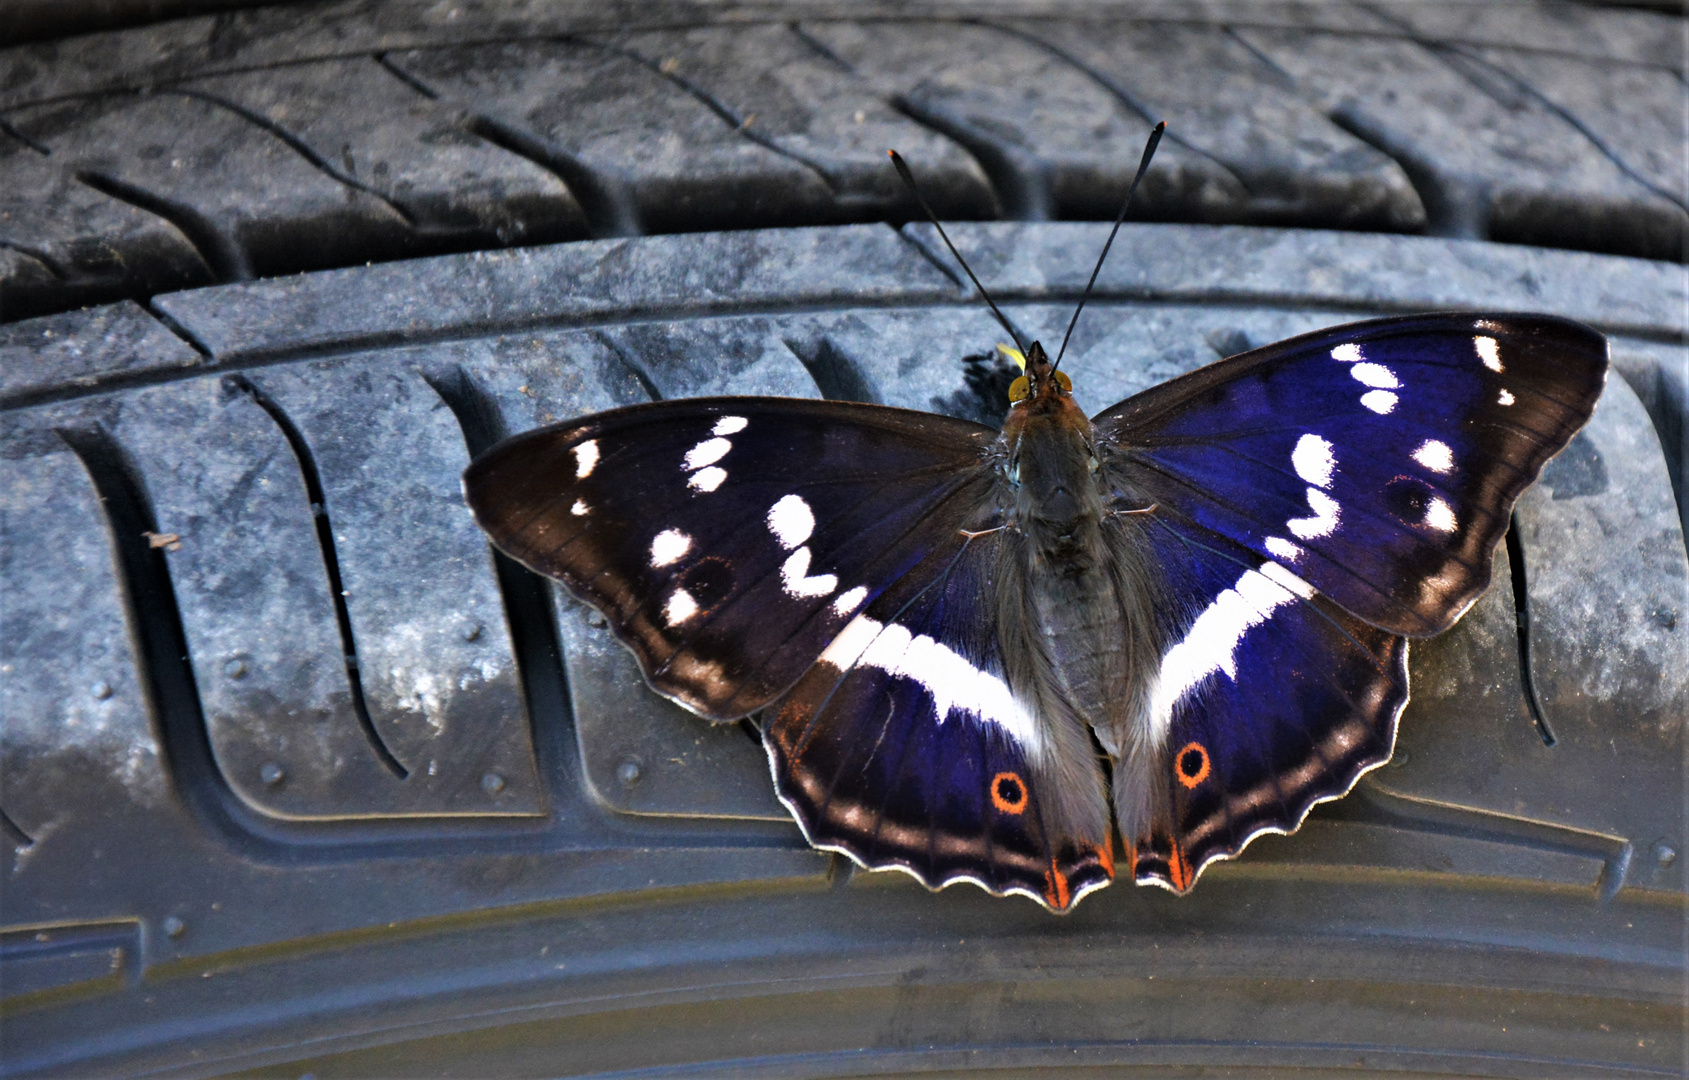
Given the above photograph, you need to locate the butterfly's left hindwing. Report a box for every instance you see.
[1125,511,1407,892]
[766,528,1114,912]
[463,398,1000,719]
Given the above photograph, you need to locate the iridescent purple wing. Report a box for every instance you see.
[1095,313,1607,636]
[1124,510,1406,892]
[463,398,1000,719]
[765,527,1114,912]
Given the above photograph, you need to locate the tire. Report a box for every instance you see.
[2,4,1686,1077]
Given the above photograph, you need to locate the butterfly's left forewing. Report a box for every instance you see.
[464,398,1001,719]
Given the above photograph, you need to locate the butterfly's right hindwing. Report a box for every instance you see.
[463,398,1000,720]
[764,527,1115,912]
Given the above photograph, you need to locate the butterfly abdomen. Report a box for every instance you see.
[995,378,1168,851]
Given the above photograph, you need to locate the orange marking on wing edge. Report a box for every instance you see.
[1124,839,1138,879]
[1096,841,1115,879]
[779,699,821,756]
[1169,841,1193,892]
[1044,861,1072,910]
[1174,741,1211,789]
[990,771,1028,814]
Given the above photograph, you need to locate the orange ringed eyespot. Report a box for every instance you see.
[1008,375,1029,403]
[1175,742,1211,788]
[990,771,1028,814]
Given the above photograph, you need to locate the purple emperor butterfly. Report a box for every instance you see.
[463,132,1607,911]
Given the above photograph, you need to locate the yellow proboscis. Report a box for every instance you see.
[1003,343,1071,404]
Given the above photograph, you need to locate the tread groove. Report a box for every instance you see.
[0,240,68,280]
[142,298,213,358]
[593,328,665,401]
[0,115,50,155]
[225,374,409,779]
[460,111,639,239]
[167,87,421,227]
[890,93,1044,221]
[1505,512,1557,748]
[596,34,845,198]
[73,169,253,280]
[0,805,35,847]
[422,364,577,805]
[981,17,1254,197]
[53,424,208,800]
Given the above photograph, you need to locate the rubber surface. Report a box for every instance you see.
[1,3,1686,1077]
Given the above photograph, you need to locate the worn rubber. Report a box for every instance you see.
[1,3,1686,1077]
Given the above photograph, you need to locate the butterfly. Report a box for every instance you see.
[461,137,1608,912]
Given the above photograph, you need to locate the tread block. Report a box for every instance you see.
[387,40,839,235]
[103,377,440,818]
[149,225,959,363]
[0,301,203,408]
[1473,47,1687,222]
[0,137,212,319]
[795,19,1249,222]
[8,92,417,281]
[105,372,543,818]
[1233,27,1688,261]
[184,56,588,250]
[898,221,1688,339]
[249,362,546,811]
[1370,0,1683,67]
[598,24,997,221]
[1001,18,1426,231]
[1393,374,1687,893]
[0,445,169,836]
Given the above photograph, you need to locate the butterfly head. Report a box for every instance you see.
[1000,341,1101,533]
[1005,340,1073,410]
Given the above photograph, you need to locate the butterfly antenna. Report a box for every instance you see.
[888,149,1025,354]
[1053,121,1166,372]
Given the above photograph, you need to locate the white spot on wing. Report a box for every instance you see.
[1425,497,1457,532]
[649,528,692,568]
[1498,388,1515,406]
[1288,488,1341,539]
[688,466,726,492]
[1350,362,1399,389]
[713,415,748,435]
[664,587,699,625]
[766,494,815,549]
[780,547,837,598]
[819,614,879,669]
[573,440,599,478]
[832,585,868,617]
[1149,564,1307,740]
[1264,535,1303,562]
[819,614,1040,754]
[1292,433,1336,488]
[1475,336,1502,372]
[1331,343,1363,363]
[1360,390,1398,414]
[571,499,590,516]
[684,437,731,470]
[1412,439,1454,473]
